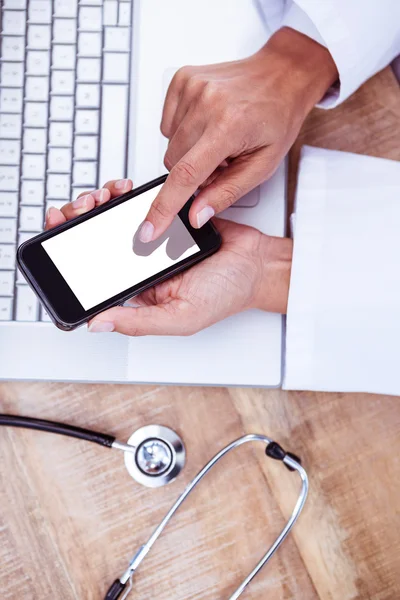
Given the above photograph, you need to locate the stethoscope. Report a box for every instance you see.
[0,414,309,600]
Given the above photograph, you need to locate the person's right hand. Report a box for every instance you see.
[138,26,338,243]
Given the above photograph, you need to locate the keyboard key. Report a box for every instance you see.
[50,96,74,121]
[41,307,52,322]
[3,11,26,35]
[0,88,23,113]
[78,32,102,57]
[1,37,25,62]
[53,19,77,44]
[103,52,130,83]
[77,58,101,82]
[104,1,118,25]
[21,180,45,205]
[75,110,99,134]
[76,84,100,108]
[19,232,35,247]
[48,147,72,173]
[0,62,24,87]
[119,3,132,26]
[25,76,50,101]
[52,45,76,69]
[79,7,102,30]
[46,200,66,213]
[28,25,51,49]
[54,0,77,17]
[0,193,18,217]
[0,271,14,297]
[71,188,90,202]
[51,70,75,95]
[29,1,52,24]
[104,27,130,51]
[4,0,27,7]
[0,114,22,139]
[73,161,97,186]
[19,206,43,231]
[24,102,48,127]
[0,298,13,321]
[0,167,19,191]
[99,85,128,183]
[27,50,50,75]
[23,128,47,153]
[22,154,46,180]
[74,136,97,160]
[0,218,17,243]
[16,285,39,321]
[0,140,20,165]
[0,244,15,269]
[49,122,73,147]
[47,174,70,199]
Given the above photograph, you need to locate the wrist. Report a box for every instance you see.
[252,235,293,314]
[259,26,339,115]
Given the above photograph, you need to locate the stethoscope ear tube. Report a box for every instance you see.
[0,414,116,448]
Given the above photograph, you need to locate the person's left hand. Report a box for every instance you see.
[45,180,292,336]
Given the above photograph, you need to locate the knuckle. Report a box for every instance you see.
[160,119,170,138]
[171,160,198,187]
[174,65,194,86]
[163,152,173,171]
[200,81,217,104]
[150,198,171,221]
[216,181,243,210]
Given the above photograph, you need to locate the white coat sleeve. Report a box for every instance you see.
[283,146,400,396]
[258,0,400,108]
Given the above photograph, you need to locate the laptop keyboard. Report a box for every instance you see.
[0,0,134,322]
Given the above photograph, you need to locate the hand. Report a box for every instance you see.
[139,26,338,243]
[45,181,292,336]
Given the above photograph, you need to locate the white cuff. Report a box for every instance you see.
[284,146,400,396]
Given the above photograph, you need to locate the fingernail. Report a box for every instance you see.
[92,188,109,204]
[88,321,115,333]
[196,206,215,228]
[72,194,91,209]
[115,178,129,190]
[139,220,155,243]
[46,206,57,221]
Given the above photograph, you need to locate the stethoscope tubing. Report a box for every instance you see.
[0,413,116,446]
[0,413,138,455]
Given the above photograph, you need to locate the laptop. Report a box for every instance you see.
[0,0,286,387]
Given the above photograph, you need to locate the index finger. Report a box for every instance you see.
[139,133,228,242]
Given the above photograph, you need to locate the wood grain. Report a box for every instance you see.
[1,67,400,600]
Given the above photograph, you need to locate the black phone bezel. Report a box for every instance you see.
[16,175,222,331]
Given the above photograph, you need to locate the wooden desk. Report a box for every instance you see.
[1,68,399,600]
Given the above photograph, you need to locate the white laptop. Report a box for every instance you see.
[0,0,286,387]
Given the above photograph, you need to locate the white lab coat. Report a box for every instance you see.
[259,0,400,395]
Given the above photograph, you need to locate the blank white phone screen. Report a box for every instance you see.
[42,184,200,310]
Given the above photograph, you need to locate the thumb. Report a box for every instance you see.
[188,148,278,228]
[87,302,197,337]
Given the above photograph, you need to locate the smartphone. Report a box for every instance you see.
[17,175,222,331]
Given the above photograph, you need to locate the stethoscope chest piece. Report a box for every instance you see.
[124,424,185,488]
